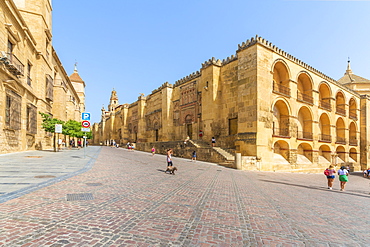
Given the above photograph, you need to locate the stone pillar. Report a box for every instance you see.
[236,153,242,170]
[289,149,298,169]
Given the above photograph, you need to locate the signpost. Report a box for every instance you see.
[81,112,91,159]
[55,124,62,152]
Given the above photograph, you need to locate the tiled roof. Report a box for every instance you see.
[69,72,84,82]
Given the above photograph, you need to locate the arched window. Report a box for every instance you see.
[297,73,313,104]
[272,61,290,97]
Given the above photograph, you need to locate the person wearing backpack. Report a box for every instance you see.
[324,165,336,190]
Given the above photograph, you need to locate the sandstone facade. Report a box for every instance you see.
[93,35,370,173]
[0,0,85,153]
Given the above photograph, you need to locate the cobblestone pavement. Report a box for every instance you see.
[1,146,370,246]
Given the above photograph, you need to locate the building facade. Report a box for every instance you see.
[93,35,370,173]
[0,0,85,153]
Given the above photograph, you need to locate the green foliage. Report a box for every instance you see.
[39,112,64,133]
[39,112,93,139]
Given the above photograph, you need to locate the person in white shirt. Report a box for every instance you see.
[338,166,349,191]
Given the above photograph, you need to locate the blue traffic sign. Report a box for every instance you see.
[81,112,91,121]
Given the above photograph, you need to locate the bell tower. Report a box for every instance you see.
[108,89,119,112]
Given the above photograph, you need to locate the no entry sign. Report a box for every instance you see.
[82,120,90,128]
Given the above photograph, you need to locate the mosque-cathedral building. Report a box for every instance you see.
[0,0,85,153]
[93,36,370,173]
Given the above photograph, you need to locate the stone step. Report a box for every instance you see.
[213,147,235,161]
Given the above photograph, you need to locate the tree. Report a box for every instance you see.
[64,119,93,145]
[39,112,64,152]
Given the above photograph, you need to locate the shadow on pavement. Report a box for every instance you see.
[260,179,370,198]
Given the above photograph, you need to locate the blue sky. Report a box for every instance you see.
[52,0,370,124]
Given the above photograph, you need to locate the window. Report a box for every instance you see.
[26,104,37,134]
[7,40,13,54]
[27,62,32,86]
[229,118,238,135]
[45,74,53,101]
[5,89,21,130]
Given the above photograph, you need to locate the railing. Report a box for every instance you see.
[5,52,24,76]
[319,101,332,111]
[349,111,357,120]
[319,134,331,142]
[336,108,346,116]
[336,136,347,144]
[273,127,290,138]
[273,82,291,97]
[297,131,313,140]
[297,92,313,104]
[349,138,358,146]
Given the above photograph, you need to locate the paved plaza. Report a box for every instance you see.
[0,146,370,246]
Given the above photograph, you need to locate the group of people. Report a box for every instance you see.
[324,165,349,191]
[363,168,370,178]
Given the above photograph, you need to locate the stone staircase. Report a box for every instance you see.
[188,139,210,148]
[212,147,235,168]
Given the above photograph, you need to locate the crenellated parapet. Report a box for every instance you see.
[174,71,201,87]
[222,54,238,66]
[151,81,173,94]
[237,35,338,85]
[201,57,222,69]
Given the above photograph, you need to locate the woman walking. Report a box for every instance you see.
[338,166,349,191]
[324,165,336,190]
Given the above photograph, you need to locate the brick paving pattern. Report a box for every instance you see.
[0,146,370,246]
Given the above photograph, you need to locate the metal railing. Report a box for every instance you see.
[336,136,347,144]
[349,138,358,146]
[319,134,331,142]
[335,107,346,116]
[319,101,331,111]
[297,131,313,140]
[273,127,290,137]
[297,92,313,104]
[349,111,357,120]
[273,82,291,97]
[5,52,24,76]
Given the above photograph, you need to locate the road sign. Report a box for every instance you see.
[55,124,62,133]
[81,112,91,121]
[82,120,90,128]
[81,128,91,132]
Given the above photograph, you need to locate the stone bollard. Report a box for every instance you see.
[236,153,242,170]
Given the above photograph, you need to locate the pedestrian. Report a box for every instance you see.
[211,137,216,147]
[151,146,156,156]
[338,166,349,191]
[58,138,62,151]
[192,150,197,162]
[184,136,190,145]
[77,140,81,149]
[324,165,336,190]
[167,148,173,167]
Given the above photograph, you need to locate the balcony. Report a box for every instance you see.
[319,134,331,142]
[297,131,313,140]
[336,105,346,116]
[336,136,347,144]
[273,81,291,97]
[349,111,357,120]
[349,138,358,146]
[273,127,290,138]
[297,92,313,105]
[319,101,332,111]
[2,52,24,76]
